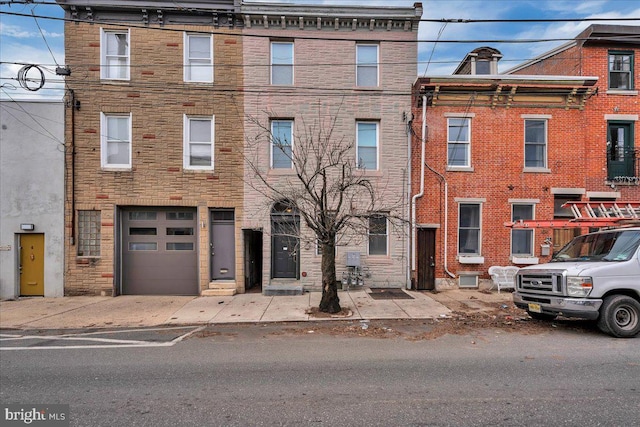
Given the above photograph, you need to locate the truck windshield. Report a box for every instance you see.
[552,230,640,262]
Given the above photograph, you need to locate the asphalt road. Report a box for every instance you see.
[1,322,639,427]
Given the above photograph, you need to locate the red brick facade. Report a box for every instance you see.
[411,25,640,289]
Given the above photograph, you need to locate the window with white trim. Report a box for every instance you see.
[356,44,378,87]
[511,204,534,256]
[356,121,378,170]
[101,113,131,169]
[184,116,214,169]
[271,42,293,85]
[458,203,481,255]
[609,51,634,90]
[447,117,470,167]
[184,33,213,82]
[271,120,293,169]
[368,214,388,256]
[77,210,101,257]
[524,119,547,168]
[101,29,129,80]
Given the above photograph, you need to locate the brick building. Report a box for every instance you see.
[411,25,639,290]
[508,25,640,192]
[58,0,245,296]
[240,2,422,294]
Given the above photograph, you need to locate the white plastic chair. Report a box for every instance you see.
[488,266,519,293]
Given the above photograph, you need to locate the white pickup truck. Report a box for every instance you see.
[513,227,640,338]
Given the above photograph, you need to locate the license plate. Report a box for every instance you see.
[528,303,542,313]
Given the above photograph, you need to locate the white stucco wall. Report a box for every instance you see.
[0,100,65,298]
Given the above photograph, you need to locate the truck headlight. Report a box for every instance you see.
[566,276,593,297]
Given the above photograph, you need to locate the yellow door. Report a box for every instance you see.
[20,234,45,296]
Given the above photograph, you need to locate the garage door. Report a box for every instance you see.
[121,208,198,295]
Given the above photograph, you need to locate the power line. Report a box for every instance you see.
[0,50,627,69]
[2,10,639,44]
[3,3,640,23]
[0,88,65,146]
[31,9,60,66]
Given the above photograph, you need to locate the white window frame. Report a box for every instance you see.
[356,44,379,87]
[458,202,482,256]
[447,117,471,168]
[271,41,294,85]
[511,203,535,256]
[271,120,293,169]
[523,117,548,170]
[100,28,130,80]
[184,33,213,83]
[100,112,132,169]
[356,121,379,170]
[368,213,388,256]
[183,115,215,170]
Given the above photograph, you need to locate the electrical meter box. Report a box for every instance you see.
[346,252,361,267]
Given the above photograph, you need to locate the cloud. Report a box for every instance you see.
[0,22,34,38]
[0,39,65,100]
[418,0,640,75]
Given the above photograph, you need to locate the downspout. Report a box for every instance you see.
[69,89,76,246]
[410,95,426,272]
[406,118,412,289]
[411,94,455,279]
[425,164,455,278]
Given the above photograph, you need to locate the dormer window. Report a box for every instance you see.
[453,47,502,76]
[471,55,499,75]
[475,59,491,75]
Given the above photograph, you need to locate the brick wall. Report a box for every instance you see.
[513,43,640,200]
[414,40,640,288]
[64,22,244,295]
[242,25,417,289]
[412,102,592,285]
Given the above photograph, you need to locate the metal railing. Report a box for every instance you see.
[608,148,640,184]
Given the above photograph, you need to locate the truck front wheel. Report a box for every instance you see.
[597,295,640,338]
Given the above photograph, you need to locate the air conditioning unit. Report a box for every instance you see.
[458,272,479,288]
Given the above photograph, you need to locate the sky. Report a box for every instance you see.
[1,0,639,100]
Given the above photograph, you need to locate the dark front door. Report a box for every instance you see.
[272,220,298,278]
[243,229,263,290]
[416,228,436,290]
[608,122,634,179]
[210,210,235,280]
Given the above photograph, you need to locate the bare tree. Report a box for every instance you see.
[244,104,405,313]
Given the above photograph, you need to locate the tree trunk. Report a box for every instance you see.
[319,242,341,313]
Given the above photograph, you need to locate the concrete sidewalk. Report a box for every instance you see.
[0,289,513,330]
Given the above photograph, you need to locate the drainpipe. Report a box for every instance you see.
[406,118,412,289]
[410,95,426,272]
[425,164,455,279]
[411,94,455,280]
[69,89,76,246]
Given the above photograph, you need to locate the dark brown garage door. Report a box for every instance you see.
[121,208,198,295]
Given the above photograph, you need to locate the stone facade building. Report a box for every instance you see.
[58,0,244,296]
[240,2,422,294]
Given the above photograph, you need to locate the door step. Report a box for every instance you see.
[264,280,303,296]
[202,280,237,296]
[201,288,236,297]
